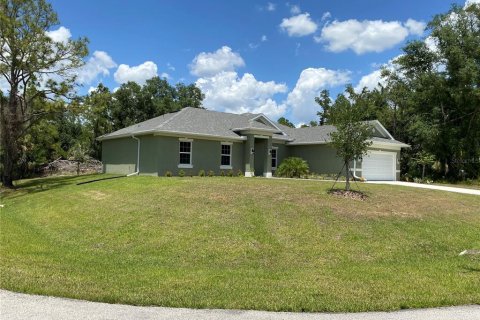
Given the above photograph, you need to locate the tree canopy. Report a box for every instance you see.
[318,87,373,190]
[0,0,88,187]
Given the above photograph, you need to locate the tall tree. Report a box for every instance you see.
[82,84,112,159]
[0,0,88,187]
[383,3,480,179]
[110,77,204,132]
[315,89,332,125]
[176,82,204,109]
[277,117,295,128]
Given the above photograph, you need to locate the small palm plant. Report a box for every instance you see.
[276,157,309,178]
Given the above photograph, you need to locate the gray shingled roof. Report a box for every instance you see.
[98,107,408,147]
[98,107,282,141]
[280,125,336,144]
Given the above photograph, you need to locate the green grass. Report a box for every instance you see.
[1,174,479,312]
[433,180,480,190]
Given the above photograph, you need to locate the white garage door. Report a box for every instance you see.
[362,152,396,181]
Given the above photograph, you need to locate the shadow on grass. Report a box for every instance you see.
[1,174,104,200]
[460,264,480,273]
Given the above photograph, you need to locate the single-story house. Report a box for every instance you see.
[98,107,409,180]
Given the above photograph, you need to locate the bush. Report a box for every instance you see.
[198,169,205,177]
[208,170,215,177]
[227,170,234,177]
[276,157,309,178]
[178,169,185,177]
[237,169,243,177]
[165,171,172,177]
[220,170,225,177]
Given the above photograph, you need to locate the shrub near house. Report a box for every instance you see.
[275,157,309,178]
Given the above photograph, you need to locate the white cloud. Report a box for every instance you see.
[261,35,268,42]
[321,12,332,22]
[160,72,170,79]
[286,68,351,121]
[405,19,426,36]
[354,54,403,92]
[290,5,301,15]
[46,26,71,43]
[354,69,384,92]
[195,71,287,119]
[114,61,158,85]
[280,13,318,37]
[317,19,425,54]
[267,2,276,11]
[167,63,175,71]
[88,86,96,94]
[77,51,117,85]
[190,46,245,77]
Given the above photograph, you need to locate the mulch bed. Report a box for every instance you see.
[328,189,368,201]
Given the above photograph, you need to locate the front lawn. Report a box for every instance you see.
[1,175,479,312]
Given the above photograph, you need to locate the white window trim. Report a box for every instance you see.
[271,146,278,170]
[178,138,193,168]
[220,142,232,169]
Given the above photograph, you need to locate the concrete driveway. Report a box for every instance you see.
[1,290,479,320]
[366,181,480,195]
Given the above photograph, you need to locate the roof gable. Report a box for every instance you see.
[250,114,284,133]
[367,120,394,140]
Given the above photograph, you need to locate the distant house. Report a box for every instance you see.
[98,107,409,180]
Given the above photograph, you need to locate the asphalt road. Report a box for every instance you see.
[1,290,479,320]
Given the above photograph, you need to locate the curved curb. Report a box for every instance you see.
[1,290,479,320]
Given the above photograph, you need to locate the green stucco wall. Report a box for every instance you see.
[289,144,346,175]
[102,135,244,176]
[101,137,137,174]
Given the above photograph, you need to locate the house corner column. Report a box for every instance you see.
[263,136,272,178]
[244,135,255,177]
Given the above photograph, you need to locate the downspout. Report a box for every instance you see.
[352,159,365,181]
[127,135,140,176]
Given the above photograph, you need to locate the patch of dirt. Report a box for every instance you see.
[328,189,368,201]
[83,190,108,200]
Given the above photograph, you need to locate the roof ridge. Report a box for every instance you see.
[155,108,187,130]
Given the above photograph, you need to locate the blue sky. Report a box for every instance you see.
[47,0,471,124]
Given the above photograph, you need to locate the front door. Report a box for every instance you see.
[254,139,267,176]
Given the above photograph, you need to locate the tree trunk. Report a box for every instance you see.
[77,161,80,176]
[393,103,397,136]
[422,164,426,180]
[1,86,21,188]
[345,161,351,191]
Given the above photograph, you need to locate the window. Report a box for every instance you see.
[271,147,278,169]
[220,142,232,169]
[179,140,192,168]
